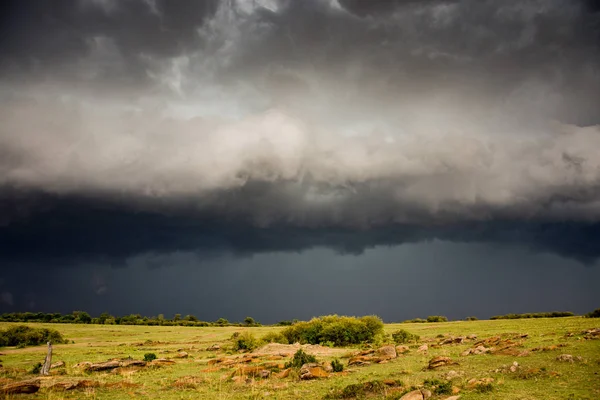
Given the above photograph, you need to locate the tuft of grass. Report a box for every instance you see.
[331,358,344,372]
[325,380,386,399]
[30,362,42,374]
[475,383,495,393]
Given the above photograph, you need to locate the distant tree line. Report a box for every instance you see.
[490,311,575,320]
[0,309,594,326]
[0,312,262,327]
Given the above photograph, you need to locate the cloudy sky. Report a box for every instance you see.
[1,0,599,322]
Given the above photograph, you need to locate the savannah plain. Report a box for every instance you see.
[0,317,599,399]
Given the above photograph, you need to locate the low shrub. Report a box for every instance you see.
[143,353,157,362]
[232,332,259,351]
[325,380,386,399]
[585,308,600,318]
[331,358,344,372]
[30,362,42,374]
[424,378,452,395]
[391,329,420,344]
[402,318,427,323]
[0,325,68,347]
[475,383,494,393]
[465,316,478,321]
[280,315,384,346]
[426,315,449,323]
[260,332,288,344]
[284,349,317,369]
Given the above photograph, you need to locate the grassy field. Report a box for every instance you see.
[0,317,598,399]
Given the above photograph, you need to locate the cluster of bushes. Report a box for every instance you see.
[280,315,384,346]
[585,308,600,318]
[490,311,574,320]
[402,315,449,323]
[0,312,261,327]
[0,325,68,348]
[391,329,420,344]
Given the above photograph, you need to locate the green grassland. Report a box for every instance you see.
[1,317,599,399]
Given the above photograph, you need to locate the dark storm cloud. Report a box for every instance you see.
[1,0,600,271]
[0,0,219,87]
[1,188,600,271]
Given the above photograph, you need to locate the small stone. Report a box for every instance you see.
[396,345,410,354]
[556,354,574,362]
[377,345,397,359]
[417,344,428,353]
[399,389,424,400]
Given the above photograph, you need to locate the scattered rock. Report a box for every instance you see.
[400,390,431,400]
[396,345,410,354]
[467,334,477,340]
[444,370,462,380]
[427,356,457,369]
[299,363,329,380]
[582,328,600,339]
[150,358,176,366]
[322,362,334,372]
[377,345,397,360]
[276,368,290,379]
[176,351,189,358]
[467,377,494,388]
[461,345,491,356]
[440,336,464,345]
[348,356,372,366]
[50,361,66,369]
[207,344,221,351]
[84,361,121,372]
[556,354,574,362]
[417,344,428,354]
[0,379,40,395]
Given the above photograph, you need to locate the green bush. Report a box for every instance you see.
[585,308,600,318]
[143,353,157,362]
[402,318,427,323]
[284,349,317,369]
[0,325,68,347]
[232,332,259,351]
[424,379,452,395]
[465,316,478,321]
[30,362,42,374]
[280,315,384,346]
[331,358,344,372]
[391,329,420,344]
[260,332,288,344]
[426,315,448,323]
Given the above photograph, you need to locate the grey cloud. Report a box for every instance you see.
[1,0,600,269]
